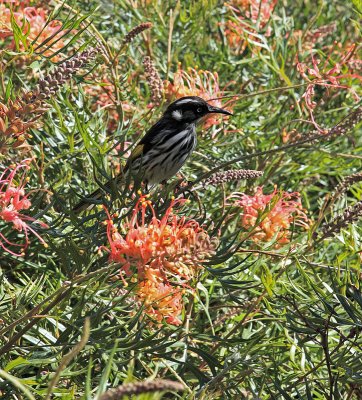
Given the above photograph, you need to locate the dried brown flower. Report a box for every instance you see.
[34,47,99,100]
[0,94,47,152]
[327,106,362,138]
[122,22,152,45]
[320,201,362,239]
[99,379,185,400]
[333,172,362,200]
[202,169,263,187]
[293,106,362,149]
[143,56,163,106]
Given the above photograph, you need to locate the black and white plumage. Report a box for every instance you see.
[73,96,232,212]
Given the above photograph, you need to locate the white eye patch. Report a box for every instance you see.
[172,110,183,120]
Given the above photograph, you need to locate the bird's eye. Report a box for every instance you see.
[197,107,203,113]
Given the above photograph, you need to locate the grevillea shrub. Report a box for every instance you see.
[1,1,362,399]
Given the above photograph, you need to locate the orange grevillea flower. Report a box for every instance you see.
[231,187,308,246]
[165,66,234,131]
[0,160,48,256]
[103,195,218,280]
[137,266,184,326]
[224,0,277,53]
[296,44,362,132]
[0,5,67,61]
[101,194,218,325]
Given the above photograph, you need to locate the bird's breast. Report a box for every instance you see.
[145,124,197,184]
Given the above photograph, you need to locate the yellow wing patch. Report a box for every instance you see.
[130,144,144,161]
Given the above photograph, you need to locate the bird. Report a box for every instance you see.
[73,96,232,213]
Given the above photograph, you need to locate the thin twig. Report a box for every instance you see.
[45,318,90,400]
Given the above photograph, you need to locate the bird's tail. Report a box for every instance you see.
[73,165,135,213]
[72,170,130,213]
[72,186,104,213]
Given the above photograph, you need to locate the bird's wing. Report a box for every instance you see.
[139,118,167,144]
[128,143,145,162]
[127,118,171,164]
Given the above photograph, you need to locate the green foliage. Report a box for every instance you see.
[0,0,362,399]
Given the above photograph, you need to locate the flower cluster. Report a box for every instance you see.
[122,22,152,45]
[165,66,234,130]
[136,268,184,326]
[143,56,163,107]
[291,23,337,52]
[101,195,218,325]
[224,0,277,53]
[202,169,263,187]
[1,47,98,154]
[296,44,362,132]
[0,4,67,60]
[231,187,308,246]
[0,92,46,153]
[320,201,362,240]
[0,160,47,256]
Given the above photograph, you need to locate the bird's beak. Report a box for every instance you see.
[207,104,233,116]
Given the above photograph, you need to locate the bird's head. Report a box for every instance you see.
[164,96,232,124]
